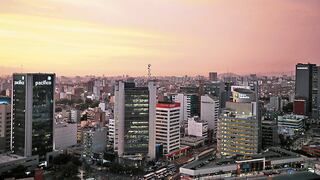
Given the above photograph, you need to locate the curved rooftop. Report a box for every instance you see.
[233,88,254,94]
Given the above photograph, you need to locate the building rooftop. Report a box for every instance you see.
[157,102,180,108]
[183,147,301,171]
[181,136,205,142]
[279,114,307,120]
[233,88,254,94]
[221,109,255,119]
[0,154,25,163]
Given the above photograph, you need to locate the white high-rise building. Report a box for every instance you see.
[268,96,281,112]
[70,109,80,123]
[172,94,185,123]
[172,93,199,123]
[108,119,116,146]
[93,80,101,101]
[155,102,181,154]
[114,81,156,160]
[201,95,219,133]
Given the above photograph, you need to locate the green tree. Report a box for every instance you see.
[61,162,79,177]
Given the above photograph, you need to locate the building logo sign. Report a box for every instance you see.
[239,94,250,99]
[35,80,52,86]
[14,80,25,85]
[35,76,53,86]
[297,67,308,70]
[14,76,25,85]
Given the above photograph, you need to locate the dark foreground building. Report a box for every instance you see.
[12,73,55,161]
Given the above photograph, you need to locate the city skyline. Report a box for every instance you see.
[0,0,320,76]
[2,1,320,179]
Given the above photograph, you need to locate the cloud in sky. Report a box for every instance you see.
[0,0,320,76]
[0,13,184,75]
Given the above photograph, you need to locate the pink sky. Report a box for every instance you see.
[0,0,320,76]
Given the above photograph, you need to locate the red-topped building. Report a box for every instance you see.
[156,102,181,155]
[294,99,306,115]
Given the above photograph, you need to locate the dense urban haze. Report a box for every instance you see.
[2,1,320,180]
[1,0,320,76]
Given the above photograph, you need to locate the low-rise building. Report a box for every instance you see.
[187,117,208,139]
[278,114,307,136]
[180,147,307,179]
[302,144,320,157]
[180,136,205,147]
[0,154,39,174]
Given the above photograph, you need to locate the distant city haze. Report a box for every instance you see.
[0,0,320,76]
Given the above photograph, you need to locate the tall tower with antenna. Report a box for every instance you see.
[148,64,151,80]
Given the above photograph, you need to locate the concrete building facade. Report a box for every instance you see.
[155,102,180,154]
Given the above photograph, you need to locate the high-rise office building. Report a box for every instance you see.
[155,102,180,154]
[295,63,320,118]
[93,80,101,101]
[262,112,279,150]
[209,72,218,81]
[203,82,226,108]
[262,121,278,149]
[172,93,200,123]
[114,81,156,160]
[201,95,219,134]
[268,96,282,112]
[0,97,11,152]
[217,87,261,157]
[11,73,55,160]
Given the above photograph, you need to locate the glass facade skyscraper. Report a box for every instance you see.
[124,84,149,154]
[114,81,156,160]
[12,73,55,160]
[295,63,320,119]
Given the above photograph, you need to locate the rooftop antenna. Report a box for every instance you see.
[148,64,151,80]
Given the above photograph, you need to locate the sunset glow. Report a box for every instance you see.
[0,0,320,76]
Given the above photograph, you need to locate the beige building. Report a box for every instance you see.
[217,87,261,157]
